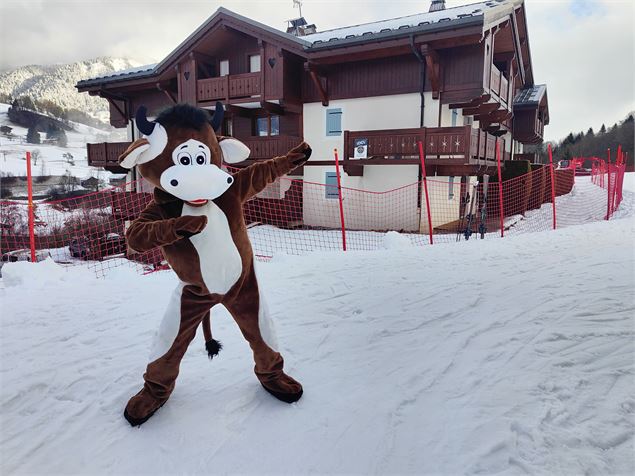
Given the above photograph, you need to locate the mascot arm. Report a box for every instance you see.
[233,142,312,202]
[126,201,207,252]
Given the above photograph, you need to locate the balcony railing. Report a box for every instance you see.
[87,135,302,170]
[87,142,130,173]
[489,65,513,107]
[344,126,509,164]
[197,72,261,102]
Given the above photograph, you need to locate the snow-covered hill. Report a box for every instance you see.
[0,103,126,181]
[1,179,634,474]
[0,57,142,123]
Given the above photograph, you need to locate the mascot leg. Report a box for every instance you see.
[124,284,218,426]
[223,265,303,404]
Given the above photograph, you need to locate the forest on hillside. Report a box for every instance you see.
[534,115,634,167]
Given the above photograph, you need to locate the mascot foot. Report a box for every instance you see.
[261,373,303,404]
[124,389,168,427]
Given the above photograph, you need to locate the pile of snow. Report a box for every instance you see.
[381,230,412,249]
[1,210,633,474]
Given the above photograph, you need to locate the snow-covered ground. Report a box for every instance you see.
[0,103,126,179]
[1,174,634,475]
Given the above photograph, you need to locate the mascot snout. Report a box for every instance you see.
[160,164,234,203]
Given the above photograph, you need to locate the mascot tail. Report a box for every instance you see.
[202,313,222,360]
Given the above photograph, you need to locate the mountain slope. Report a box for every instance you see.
[0,57,142,123]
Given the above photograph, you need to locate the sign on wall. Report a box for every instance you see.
[354,138,368,159]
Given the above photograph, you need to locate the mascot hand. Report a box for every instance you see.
[287,142,312,166]
[175,215,208,239]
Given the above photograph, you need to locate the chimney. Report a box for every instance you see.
[429,0,446,12]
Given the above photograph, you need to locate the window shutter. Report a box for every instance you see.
[325,172,339,198]
[326,108,342,136]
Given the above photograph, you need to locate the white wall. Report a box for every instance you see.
[301,93,437,232]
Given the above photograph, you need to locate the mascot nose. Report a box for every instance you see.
[170,179,178,187]
[227,177,233,184]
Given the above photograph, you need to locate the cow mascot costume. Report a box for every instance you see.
[118,102,310,426]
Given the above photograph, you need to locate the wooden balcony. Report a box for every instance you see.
[87,142,130,173]
[197,72,261,103]
[87,135,302,172]
[341,126,510,176]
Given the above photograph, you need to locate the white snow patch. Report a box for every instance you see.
[1,211,633,474]
[381,230,412,249]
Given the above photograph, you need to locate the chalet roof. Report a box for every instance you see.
[513,84,547,107]
[78,64,157,87]
[302,0,515,48]
[77,0,523,89]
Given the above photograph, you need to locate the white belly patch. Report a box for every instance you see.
[182,202,243,295]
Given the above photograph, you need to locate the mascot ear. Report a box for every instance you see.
[119,139,150,169]
[219,137,251,164]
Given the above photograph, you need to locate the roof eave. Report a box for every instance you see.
[305,15,484,51]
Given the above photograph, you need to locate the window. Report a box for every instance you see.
[223,118,233,137]
[325,172,339,199]
[219,60,229,77]
[326,108,342,136]
[254,115,280,136]
[249,54,261,73]
[448,176,455,200]
[463,116,473,126]
[270,115,279,135]
[451,109,458,127]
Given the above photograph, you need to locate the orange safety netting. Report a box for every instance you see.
[0,158,627,278]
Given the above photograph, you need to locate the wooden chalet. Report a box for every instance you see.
[77,0,549,232]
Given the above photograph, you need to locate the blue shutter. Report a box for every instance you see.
[326,108,342,136]
[325,172,339,198]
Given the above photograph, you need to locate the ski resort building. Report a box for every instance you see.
[76,0,549,233]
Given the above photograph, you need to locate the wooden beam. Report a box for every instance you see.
[225,104,255,118]
[463,102,500,116]
[260,101,285,116]
[421,44,440,99]
[448,94,490,110]
[156,82,177,104]
[306,63,328,106]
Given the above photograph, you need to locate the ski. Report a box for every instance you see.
[479,175,490,239]
[456,176,470,242]
[463,179,478,241]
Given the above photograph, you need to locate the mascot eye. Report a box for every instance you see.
[196,155,206,165]
[177,153,191,165]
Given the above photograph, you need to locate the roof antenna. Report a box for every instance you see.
[293,0,303,18]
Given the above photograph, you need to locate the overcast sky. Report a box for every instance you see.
[0,0,633,140]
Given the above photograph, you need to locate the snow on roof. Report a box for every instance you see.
[514,84,547,107]
[76,63,157,87]
[302,0,509,46]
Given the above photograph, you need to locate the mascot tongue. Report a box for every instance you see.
[187,199,208,206]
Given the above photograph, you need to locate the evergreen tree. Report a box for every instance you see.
[26,126,40,144]
[599,124,606,134]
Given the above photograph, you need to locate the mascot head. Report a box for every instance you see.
[118,102,250,204]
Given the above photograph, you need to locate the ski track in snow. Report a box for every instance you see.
[1,180,634,475]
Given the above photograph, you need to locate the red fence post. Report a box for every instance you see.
[606,148,611,220]
[496,139,504,237]
[333,148,347,251]
[26,151,36,262]
[548,143,557,230]
[417,141,433,245]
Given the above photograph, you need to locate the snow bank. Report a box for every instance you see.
[381,230,412,249]
[1,213,633,475]
[1,257,91,288]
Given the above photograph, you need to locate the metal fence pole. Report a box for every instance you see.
[333,148,347,251]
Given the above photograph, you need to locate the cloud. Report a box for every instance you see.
[1,0,633,141]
